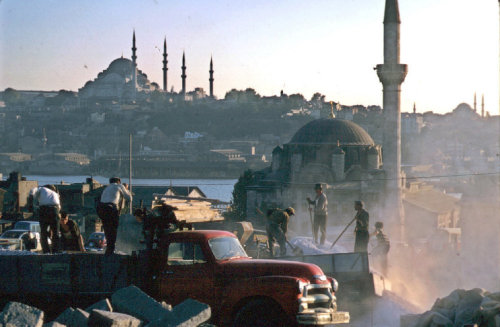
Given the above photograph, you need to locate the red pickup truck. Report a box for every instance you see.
[156,230,349,326]
[0,230,349,326]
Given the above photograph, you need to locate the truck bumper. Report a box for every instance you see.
[297,310,350,325]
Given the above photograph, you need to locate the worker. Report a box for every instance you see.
[31,184,61,253]
[59,211,85,252]
[371,221,390,276]
[266,207,294,257]
[134,203,178,251]
[353,200,369,252]
[306,183,328,245]
[96,177,132,255]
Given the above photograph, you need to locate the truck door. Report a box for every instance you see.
[160,241,215,307]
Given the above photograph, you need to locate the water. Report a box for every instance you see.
[23,175,237,203]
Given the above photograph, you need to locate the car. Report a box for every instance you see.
[14,221,41,233]
[85,232,106,251]
[0,229,41,251]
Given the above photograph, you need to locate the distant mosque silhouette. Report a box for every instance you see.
[78,31,214,105]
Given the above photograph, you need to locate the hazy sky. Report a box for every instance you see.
[0,0,498,114]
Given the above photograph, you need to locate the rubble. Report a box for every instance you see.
[0,285,212,327]
[401,288,500,327]
[147,299,211,327]
[0,301,44,327]
[111,285,174,323]
[85,298,113,313]
[88,309,142,327]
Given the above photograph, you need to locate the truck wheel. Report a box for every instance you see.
[233,299,287,327]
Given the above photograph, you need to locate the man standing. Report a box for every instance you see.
[134,203,179,251]
[97,177,131,255]
[354,201,369,252]
[266,207,294,257]
[307,183,328,245]
[32,184,61,253]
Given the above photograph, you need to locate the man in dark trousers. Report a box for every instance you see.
[32,184,61,253]
[266,207,294,257]
[354,200,369,252]
[134,203,179,251]
[97,177,131,255]
[307,183,328,245]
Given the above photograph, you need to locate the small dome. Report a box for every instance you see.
[106,58,135,77]
[289,119,375,146]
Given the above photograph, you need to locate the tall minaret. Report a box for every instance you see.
[181,51,186,95]
[474,92,477,112]
[209,56,214,98]
[413,102,416,114]
[162,37,168,92]
[375,0,407,242]
[481,94,485,118]
[131,31,138,92]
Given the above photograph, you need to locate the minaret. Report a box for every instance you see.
[413,102,416,114]
[162,37,168,92]
[375,0,407,242]
[131,31,138,93]
[209,56,214,98]
[181,51,186,95]
[474,92,477,112]
[481,94,485,118]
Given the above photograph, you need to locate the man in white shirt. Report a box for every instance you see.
[97,177,132,255]
[32,184,61,253]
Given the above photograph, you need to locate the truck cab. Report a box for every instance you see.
[156,230,349,326]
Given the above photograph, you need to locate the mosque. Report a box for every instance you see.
[246,118,387,226]
[246,0,407,235]
[78,32,215,105]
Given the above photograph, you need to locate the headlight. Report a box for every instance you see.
[297,279,309,293]
[331,278,339,293]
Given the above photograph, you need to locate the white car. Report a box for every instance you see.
[0,229,42,251]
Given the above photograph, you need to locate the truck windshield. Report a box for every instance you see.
[208,237,248,260]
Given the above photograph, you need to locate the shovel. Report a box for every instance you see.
[329,216,357,249]
[286,239,304,256]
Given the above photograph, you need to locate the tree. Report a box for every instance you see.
[229,169,255,221]
[3,88,23,106]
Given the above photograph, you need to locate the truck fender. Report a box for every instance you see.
[220,275,302,319]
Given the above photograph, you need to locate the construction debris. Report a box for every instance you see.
[0,301,44,327]
[0,285,212,327]
[111,285,173,323]
[85,298,113,313]
[401,288,500,327]
[88,309,142,327]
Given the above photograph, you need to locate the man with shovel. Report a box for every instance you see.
[266,207,296,257]
[307,183,328,246]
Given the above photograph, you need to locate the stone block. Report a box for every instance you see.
[43,322,66,327]
[146,299,211,327]
[54,307,88,327]
[88,309,142,327]
[85,298,113,313]
[54,307,75,325]
[0,301,44,327]
[112,285,172,323]
[72,308,90,327]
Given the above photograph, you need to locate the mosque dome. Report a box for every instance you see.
[106,58,135,77]
[288,119,375,146]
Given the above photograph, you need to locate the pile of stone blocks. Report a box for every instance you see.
[0,285,212,327]
[401,288,500,327]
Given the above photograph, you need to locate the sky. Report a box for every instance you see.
[0,0,498,114]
